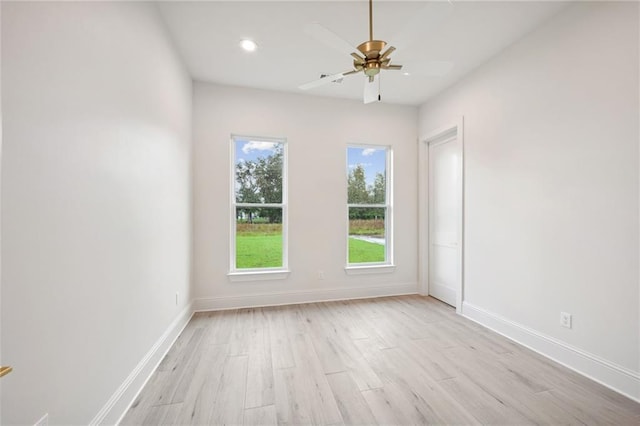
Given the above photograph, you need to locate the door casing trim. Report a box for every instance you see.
[418,117,465,313]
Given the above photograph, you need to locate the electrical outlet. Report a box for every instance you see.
[317,270,325,280]
[560,312,572,329]
[34,413,48,426]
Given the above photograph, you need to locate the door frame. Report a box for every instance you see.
[418,117,464,313]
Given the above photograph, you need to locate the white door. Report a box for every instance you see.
[428,134,461,307]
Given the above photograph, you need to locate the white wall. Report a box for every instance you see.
[193,83,417,307]
[1,2,192,424]
[419,1,639,392]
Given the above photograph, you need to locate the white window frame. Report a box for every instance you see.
[345,144,394,274]
[229,135,289,281]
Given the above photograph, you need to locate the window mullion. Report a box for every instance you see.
[347,203,385,208]
[235,203,284,208]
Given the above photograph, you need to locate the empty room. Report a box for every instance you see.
[1,0,639,425]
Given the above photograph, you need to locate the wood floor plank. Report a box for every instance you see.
[416,319,463,349]
[172,343,228,424]
[437,376,535,424]
[208,355,249,425]
[287,332,343,424]
[495,350,560,393]
[283,304,309,336]
[243,404,277,425]
[334,337,384,391]
[148,328,207,406]
[376,346,480,424]
[339,300,394,350]
[503,387,602,425]
[440,345,558,415]
[273,367,312,425]
[157,326,205,375]
[204,310,235,345]
[139,402,183,426]
[441,318,515,355]
[245,307,275,409]
[396,338,458,382]
[267,307,295,369]
[321,301,369,340]
[361,384,425,425]
[167,335,222,406]
[351,337,395,387]
[539,387,640,424]
[121,370,173,424]
[303,303,348,375]
[325,371,377,424]
[156,321,200,372]
[123,295,640,425]
[393,296,450,324]
[228,308,253,356]
[511,347,640,418]
[307,303,383,391]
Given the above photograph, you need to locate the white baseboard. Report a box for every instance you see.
[194,282,418,311]
[89,303,194,425]
[462,301,640,403]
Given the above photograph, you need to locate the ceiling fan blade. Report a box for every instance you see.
[403,60,453,77]
[351,52,365,62]
[304,22,356,56]
[379,46,396,61]
[382,64,403,70]
[363,74,380,104]
[298,70,359,91]
[391,1,454,50]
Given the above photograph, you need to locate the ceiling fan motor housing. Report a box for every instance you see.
[357,40,386,58]
[357,40,387,76]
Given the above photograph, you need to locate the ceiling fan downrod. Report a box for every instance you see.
[357,0,386,79]
[369,0,373,41]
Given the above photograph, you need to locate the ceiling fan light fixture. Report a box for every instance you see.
[364,62,381,77]
[239,39,258,52]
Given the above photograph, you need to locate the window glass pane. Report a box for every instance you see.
[235,140,283,204]
[347,147,386,204]
[236,207,283,268]
[348,207,385,263]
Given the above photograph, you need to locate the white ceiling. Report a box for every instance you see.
[158,1,569,106]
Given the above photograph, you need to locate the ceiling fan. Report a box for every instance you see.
[299,0,402,104]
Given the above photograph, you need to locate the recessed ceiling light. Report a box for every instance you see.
[240,39,257,52]
[403,72,410,76]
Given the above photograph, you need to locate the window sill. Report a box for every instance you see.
[344,264,396,275]
[228,270,291,282]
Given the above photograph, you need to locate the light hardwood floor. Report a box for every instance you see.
[121,295,640,425]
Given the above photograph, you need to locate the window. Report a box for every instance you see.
[231,136,287,276]
[347,145,392,267]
